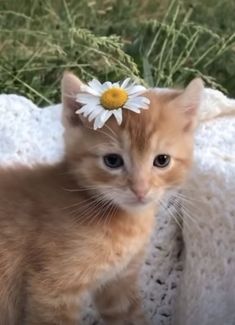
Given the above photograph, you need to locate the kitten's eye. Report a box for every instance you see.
[103,154,124,169]
[153,154,171,168]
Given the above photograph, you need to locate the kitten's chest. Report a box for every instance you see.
[92,215,154,286]
[48,212,154,307]
[54,211,154,292]
[96,235,143,286]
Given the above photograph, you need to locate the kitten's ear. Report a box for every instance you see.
[61,71,84,127]
[173,78,204,131]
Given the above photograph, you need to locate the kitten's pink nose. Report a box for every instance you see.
[131,184,149,201]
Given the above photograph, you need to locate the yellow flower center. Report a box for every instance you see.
[100,88,128,110]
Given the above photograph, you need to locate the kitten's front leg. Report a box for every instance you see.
[94,275,148,325]
[94,257,149,325]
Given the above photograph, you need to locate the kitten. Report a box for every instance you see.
[0,72,203,325]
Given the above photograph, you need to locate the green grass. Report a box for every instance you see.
[0,0,234,106]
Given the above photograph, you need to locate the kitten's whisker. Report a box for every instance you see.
[65,200,98,215]
[103,204,113,227]
[177,204,201,232]
[72,195,112,226]
[168,203,192,232]
[67,195,104,220]
[63,193,109,212]
[86,198,112,227]
[93,128,118,144]
[172,196,200,229]
[103,124,118,139]
[173,196,195,208]
[88,143,112,151]
[95,200,112,227]
[159,199,183,231]
[87,198,108,227]
[63,184,119,193]
[180,187,207,199]
[174,191,202,204]
[102,204,115,229]
[107,205,118,227]
[105,202,117,227]
[71,198,105,223]
[162,194,192,230]
[61,193,102,211]
[62,185,99,192]
[170,197,202,233]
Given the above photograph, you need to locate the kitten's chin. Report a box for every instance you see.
[99,190,161,214]
[122,205,152,213]
[116,199,156,213]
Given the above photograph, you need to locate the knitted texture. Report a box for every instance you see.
[0,90,234,325]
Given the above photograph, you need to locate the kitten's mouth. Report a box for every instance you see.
[126,197,152,206]
[100,190,154,211]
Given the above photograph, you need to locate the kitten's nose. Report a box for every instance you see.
[131,184,149,201]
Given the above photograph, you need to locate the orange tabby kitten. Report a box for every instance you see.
[0,72,203,325]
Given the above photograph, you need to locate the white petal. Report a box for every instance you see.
[102,81,113,91]
[123,103,141,114]
[93,110,112,129]
[106,81,113,88]
[83,105,98,118]
[76,104,89,114]
[126,85,147,95]
[126,96,150,109]
[112,108,123,125]
[87,79,103,94]
[101,110,113,124]
[76,93,99,105]
[140,103,149,109]
[128,94,150,103]
[93,112,103,129]
[80,84,100,96]
[88,105,104,122]
[93,116,102,130]
[125,99,144,109]
[112,81,120,88]
[121,78,131,89]
[140,96,151,105]
[138,97,150,109]
[93,113,105,129]
[76,104,98,118]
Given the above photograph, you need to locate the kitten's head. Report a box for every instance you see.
[61,72,203,212]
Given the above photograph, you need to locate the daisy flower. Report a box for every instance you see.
[75,78,150,130]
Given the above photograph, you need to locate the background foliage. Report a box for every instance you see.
[0,0,234,106]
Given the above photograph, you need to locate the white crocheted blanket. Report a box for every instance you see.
[0,90,234,325]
